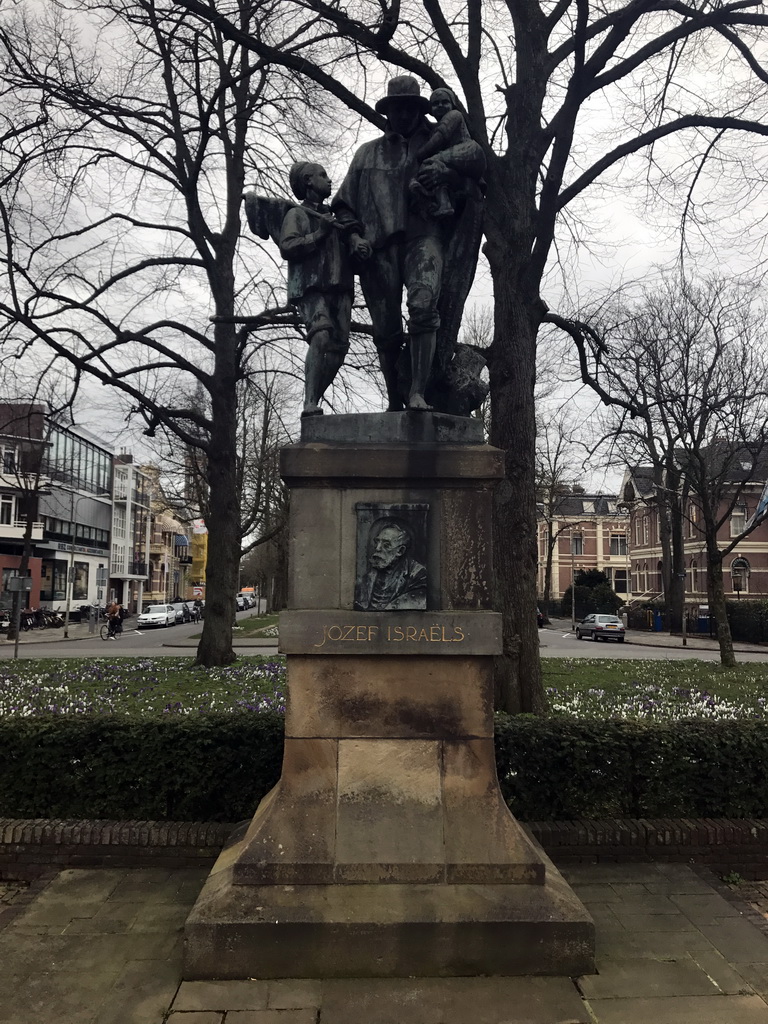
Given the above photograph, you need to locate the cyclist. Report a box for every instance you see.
[105,600,123,640]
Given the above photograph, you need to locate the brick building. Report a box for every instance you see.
[620,464,768,607]
[537,494,630,601]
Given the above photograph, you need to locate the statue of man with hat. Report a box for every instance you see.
[332,76,486,413]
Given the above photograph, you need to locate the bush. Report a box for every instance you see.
[3,711,768,821]
[726,600,768,645]
[494,715,768,819]
[0,712,284,821]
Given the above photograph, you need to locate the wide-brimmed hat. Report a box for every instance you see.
[375,76,430,115]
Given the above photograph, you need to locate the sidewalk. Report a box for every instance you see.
[0,619,276,648]
[3,861,768,1022]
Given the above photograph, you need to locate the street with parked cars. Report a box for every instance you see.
[136,604,177,629]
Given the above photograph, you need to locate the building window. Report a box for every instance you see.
[571,532,583,555]
[731,557,750,595]
[690,558,698,593]
[642,517,650,544]
[114,505,126,540]
[613,569,628,594]
[688,503,698,538]
[0,493,14,525]
[1,446,16,473]
[609,534,627,556]
[730,503,747,538]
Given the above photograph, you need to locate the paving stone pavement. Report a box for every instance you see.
[0,880,29,904]
[3,862,768,1023]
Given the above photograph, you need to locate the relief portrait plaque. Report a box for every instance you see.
[354,503,429,611]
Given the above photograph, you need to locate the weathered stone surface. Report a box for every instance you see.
[283,655,493,739]
[286,488,342,609]
[278,611,502,655]
[442,739,544,884]
[174,980,269,1011]
[440,488,493,608]
[183,855,595,980]
[334,739,443,882]
[300,411,485,446]
[233,739,338,886]
[579,958,719,998]
[281,443,503,484]
[587,995,768,1023]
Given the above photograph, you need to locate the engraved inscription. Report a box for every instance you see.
[313,622,465,648]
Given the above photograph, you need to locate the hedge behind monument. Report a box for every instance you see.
[0,712,284,821]
[2,712,767,820]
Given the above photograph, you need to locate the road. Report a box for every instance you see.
[540,623,768,662]
[0,609,279,660]
[4,614,768,663]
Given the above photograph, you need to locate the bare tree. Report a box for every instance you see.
[0,0,338,665]
[598,276,768,666]
[146,367,293,558]
[535,411,586,621]
[171,0,768,710]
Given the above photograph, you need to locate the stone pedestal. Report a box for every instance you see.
[184,412,595,979]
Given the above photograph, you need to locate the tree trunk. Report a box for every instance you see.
[487,269,546,714]
[655,485,673,616]
[706,543,736,668]
[668,496,686,634]
[195,311,240,667]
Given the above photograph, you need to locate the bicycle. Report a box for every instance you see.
[100,620,122,641]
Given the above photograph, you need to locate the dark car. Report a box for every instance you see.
[537,608,544,628]
[576,613,625,642]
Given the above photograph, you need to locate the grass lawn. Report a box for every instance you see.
[189,613,279,641]
[1,655,767,719]
[233,613,279,638]
[543,657,768,719]
[0,656,285,716]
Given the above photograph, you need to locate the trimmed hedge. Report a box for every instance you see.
[0,712,284,821]
[495,715,768,819]
[726,600,768,645]
[2,712,768,821]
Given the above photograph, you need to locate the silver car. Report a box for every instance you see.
[576,613,625,642]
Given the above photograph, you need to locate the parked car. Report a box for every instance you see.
[137,604,176,628]
[235,594,247,611]
[170,601,191,624]
[576,613,625,642]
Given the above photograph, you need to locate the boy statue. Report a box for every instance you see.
[278,161,370,417]
[244,161,370,418]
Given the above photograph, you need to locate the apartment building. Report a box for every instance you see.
[537,493,630,600]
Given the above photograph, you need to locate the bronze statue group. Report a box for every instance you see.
[245,76,488,419]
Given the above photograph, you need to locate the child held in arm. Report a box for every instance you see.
[278,161,370,417]
[410,87,472,220]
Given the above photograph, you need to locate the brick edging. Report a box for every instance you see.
[0,818,236,879]
[1,817,767,880]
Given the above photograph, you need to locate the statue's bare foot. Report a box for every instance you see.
[408,394,432,411]
[301,404,324,418]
